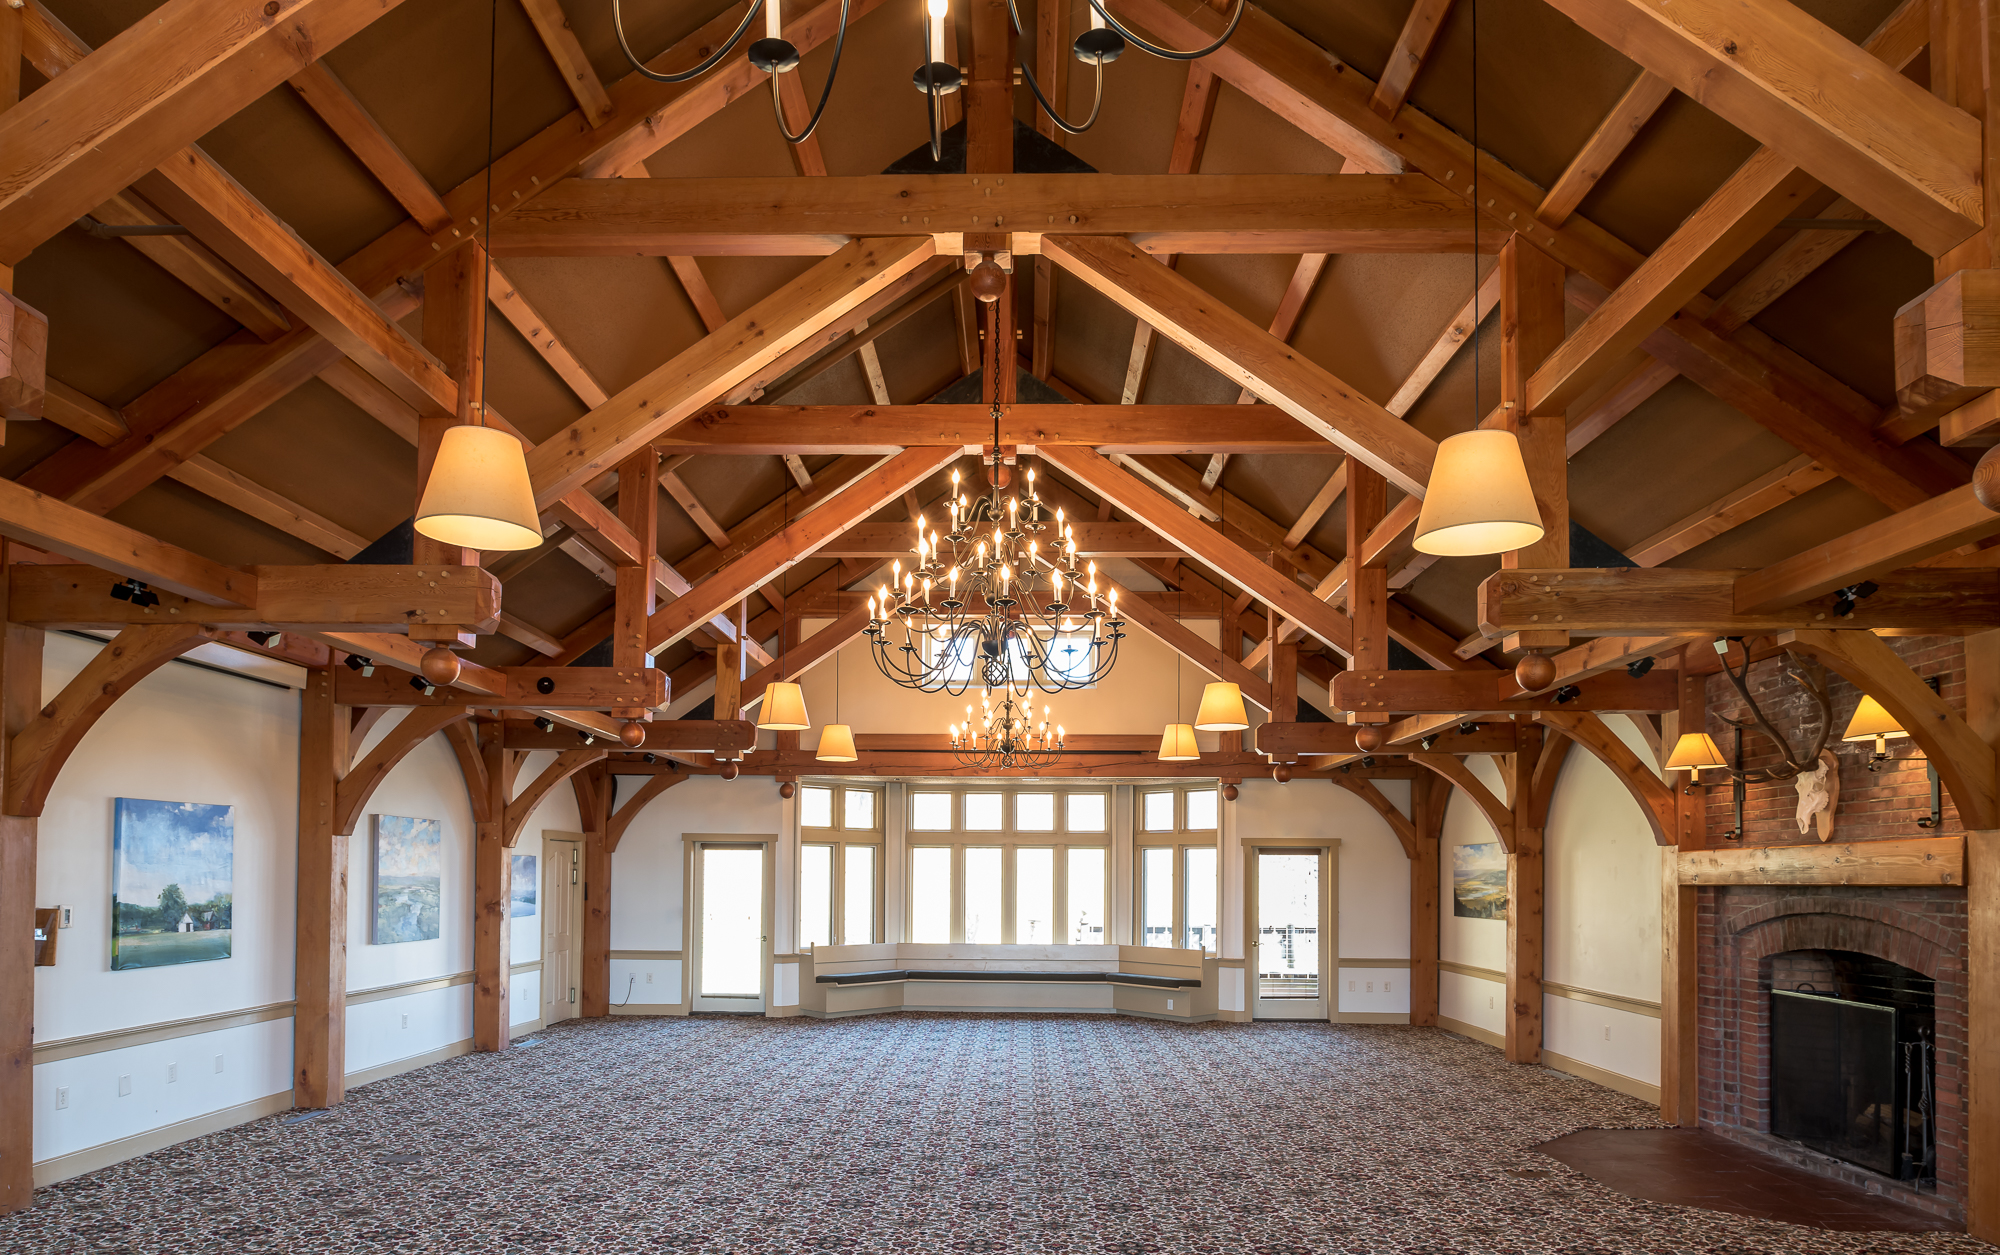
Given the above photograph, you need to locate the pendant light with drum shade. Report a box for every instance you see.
[816,651,857,762]
[1158,586,1199,762]
[1410,0,1543,564]
[410,0,541,684]
[757,481,812,736]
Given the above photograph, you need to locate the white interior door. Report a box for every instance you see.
[693,843,767,1013]
[1253,848,1328,1020]
[542,839,581,1026]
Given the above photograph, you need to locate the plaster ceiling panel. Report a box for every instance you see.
[1220,453,1346,548]
[771,355,874,405]
[639,62,803,179]
[1399,293,1503,442]
[1185,80,1348,176]
[1177,253,1303,332]
[777,8,954,176]
[108,480,326,568]
[497,256,709,400]
[686,454,794,534]
[1401,553,1494,641]
[1672,477,1892,569]
[691,256,824,329]
[200,376,419,548]
[481,310,592,446]
[653,486,715,567]
[1746,229,1938,410]
[1259,0,1412,86]
[13,229,240,407]
[324,0,576,206]
[1290,252,1489,416]
[1139,338,1238,406]
[874,302,966,405]
[0,423,85,486]
[1049,278,1140,403]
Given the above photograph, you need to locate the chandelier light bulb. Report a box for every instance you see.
[766,0,782,39]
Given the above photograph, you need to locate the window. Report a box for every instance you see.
[1016,847,1054,944]
[804,785,881,833]
[1016,792,1055,832]
[965,848,1003,942]
[1134,785,1222,953]
[910,848,951,942]
[911,791,953,830]
[964,792,1003,831]
[1140,847,1174,947]
[844,789,876,830]
[1184,847,1218,951]
[1043,634,1100,687]
[844,845,875,944]
[899,787,1111,945]
[801,844,833,948]
[1066,792,1106,832]
[1067,847,1106,944]
[801,785,834,829]
[1185,787,1218,831]
[798,784,881,947]
[1142,790,1175,832]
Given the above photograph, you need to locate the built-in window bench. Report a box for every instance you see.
[786,944,1216,1021]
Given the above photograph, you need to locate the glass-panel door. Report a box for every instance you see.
[1254,848,1326,1020]
[694,844,767,1012]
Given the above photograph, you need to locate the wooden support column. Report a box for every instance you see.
[575,765,612,1017]
[1931,0,2000,276]
[1965,628,2000,1242]
[966,0,1015,176]
[1409,773,1442,1027]
[294,662,348,1108]
[615,448,659,724]
[471,726,509,1052]
[1506,721,1545,1064]
[1493,236,1570,654]
[414,240,483,594]
[1345,462,1388,726]
[0,542,42,1213]
[1659,661,1704,1125]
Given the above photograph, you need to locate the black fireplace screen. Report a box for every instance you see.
[1771,987,1934,1181]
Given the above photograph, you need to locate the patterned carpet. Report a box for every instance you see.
[1,1014,1987,1255]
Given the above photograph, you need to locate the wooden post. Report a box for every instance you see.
[1931,0,1999,276]
[412,240,483,662]
[1345,462,1389,731]
[614,448,659,723]
[1506,721,1545,1063]
[967,0,1015,176]
[1964,628,2000,1241]
[0,539,42,1212]
[715,640,743,721]
[1494,235,1570,652]
[1659,664,1704,1124]
[294,662,348,1108]
[471,726,509,1051]
[576,766,611,1017]
[1409,774,1441,1027]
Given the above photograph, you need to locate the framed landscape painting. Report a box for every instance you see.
[1451,842,1508,921]
[111,799,234,970]
[372,816,442,944]
[510,855,537,917]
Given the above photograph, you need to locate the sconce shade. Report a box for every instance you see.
[414,425,543,551]
[1412,429,1546,557]
[1158,723,1200,762]
[756,681,811,731]
[1663,732,1726,773]
[1194,682,1250,731]
[1842,695,1909,743]
[815,723,857,762]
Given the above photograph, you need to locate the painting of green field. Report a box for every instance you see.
[373,815,442,944]
[111,798,234,970]
[1451,841,1508,920]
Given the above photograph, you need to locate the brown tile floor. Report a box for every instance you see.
[1535,1127,1958,1232]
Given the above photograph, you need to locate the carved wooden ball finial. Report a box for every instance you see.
[419,646,461,686]
[719,761,740,781]
[779,781,797,799]
[1221,784,1239,802]
[1353,725,1385,752]
[1976,446,2000,512]
[969,260,1008,303]
[1514,651,1557,692]
[619,721,648,748]
[1272,764,1293,784]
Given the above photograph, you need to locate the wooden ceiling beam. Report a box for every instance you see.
[287,60,453,233]
[1479,566,2000,635]
[0,478,254,605]
[1735,484,2000,613]
[1206,251,1330,486]
[164,456,370,559]
[86,191,292,341]
[38,381,128,448]
[0,0,410,264]
[726,263,963,404]
[518,0,616,127]
[495,173,1486,256]
[657,402,1325,453]
[1335,668,1679,715]
[1046,234,1436,495]
[1536,0,1980,254]
[1370,0,1455,120]
[1381,262,1501,421]
[1536,72,1674,228]
[486,259,610,407]
[8,562,503,632]
[524,237,936,509]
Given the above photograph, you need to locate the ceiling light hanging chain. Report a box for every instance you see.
[866,399,1125,697]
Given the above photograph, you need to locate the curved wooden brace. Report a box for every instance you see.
[6,625,206,817]
[570,763,610,833]
[1535,711,1676,846]
[1408,752,1515,852]
[503,748,606,847]
[349,706,392,761]
[1527,732,1572,831]
[441,720,492,825]
[1781,629,1998,831]
[333,705,472,836]
[605,770,687,853]
[1330,772,1416,858]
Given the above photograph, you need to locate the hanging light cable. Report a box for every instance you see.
[1194,476,1248,731]
[1159,583,1197,761]
[818,636,858,761]
[759,477,812,732]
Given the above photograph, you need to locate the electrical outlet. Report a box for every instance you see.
[1488,994,1495,1010]
[54,1087,68,1111]
[1366,981,1375,993]
[1347,979,1355,992]
[645,971,653,984]
[400,1013,409,1030]
[213,1054,224,1074]
[1603,1025,1611,1042]
[167,1062,178,1084]
[1385,981,1393,993]
[56,906,72,929]
[1167,998,1176,1010]
[117,1075,131,1097]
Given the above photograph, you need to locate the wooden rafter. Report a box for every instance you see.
[518,0,615,127]
[1370,0,1454,120]
[87,191,291,341]
[1535,72,1674,228]
[287,60,452,232]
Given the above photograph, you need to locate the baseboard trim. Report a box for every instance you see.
[1329,1011,1410,1024]
[509,1018,545,1038]
[343,1038,471,1090]
[1438,1015,1505,1048]
[608,1002,687,1016]
[1543,1049,1661,1105]
[33,1091,293,1186]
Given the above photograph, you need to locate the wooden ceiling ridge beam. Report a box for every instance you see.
[0,0,414,264]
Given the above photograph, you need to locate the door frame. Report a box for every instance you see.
[684,835,776,1013]
[542,833,585,1027]
[1243,838,1340,1021]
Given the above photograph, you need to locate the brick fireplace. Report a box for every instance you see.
[1694,636,1970,1222]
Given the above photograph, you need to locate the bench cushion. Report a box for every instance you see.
[814,968,1200,990]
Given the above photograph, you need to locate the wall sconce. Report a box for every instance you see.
[1840,683,1944,829]
[1664,732,1727,795]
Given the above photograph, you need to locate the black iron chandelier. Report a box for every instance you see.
[865,403,1125,696]
[610,0,1248,157]
[948,691,1065,770]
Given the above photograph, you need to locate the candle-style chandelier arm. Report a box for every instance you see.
[768,0,854,143]
[612,0,768,84]
[1001,0,1108,136]
[1082,0,1249,60]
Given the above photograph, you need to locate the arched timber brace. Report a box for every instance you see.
[6,625,203,817]
[332,706,472,836]
[1331,773,1415,857]
[1535,712,1677,845]
[1408,752,1514,850]
[1528,733,1572,831]
[441,720,493,825]
[605,770,687,853]
[503,748,606,847]
[1780,629,1999,831]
